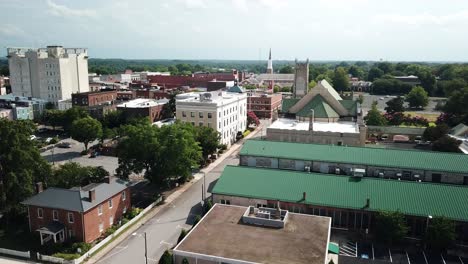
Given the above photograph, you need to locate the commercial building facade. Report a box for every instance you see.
[176,91,247,146]
[0,94,47,120]
[239,140,468,185]
[22,177,131,244]
[117,98,168,123]
[7,46,89,103]
[212,166,468,244]
[247,92,282,119]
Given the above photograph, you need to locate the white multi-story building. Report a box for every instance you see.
[7,46,89,103]
[176,91,247,146]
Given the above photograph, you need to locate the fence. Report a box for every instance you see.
[0,248,30,259]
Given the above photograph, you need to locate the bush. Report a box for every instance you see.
[193,215,202,227]
[50,137,59,144]
[121,217,130,225]
[178,229,188,243]
[80,150,88,155]
[105,225,118,236]
[125,207,142,219]
[159,250,173,264]
[71,242,91,254]
[52,253,81,260]
[242,130,251,137]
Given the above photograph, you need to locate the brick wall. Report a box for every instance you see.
[28,206,84,242]
[82,188,131,243]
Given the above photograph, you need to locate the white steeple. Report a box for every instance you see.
[266,48,273,74]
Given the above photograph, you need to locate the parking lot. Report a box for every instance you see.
[359,94,444,116]
[338,240,467,264]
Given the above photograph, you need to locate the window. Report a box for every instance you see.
[99,223,104,233]
[220,199,230,205]
[37,208,43,218]
[199,112,203,118]
[122,191,126,201]
[199,122,203,127]
[182,111,186,117]
[108,199,113,209]
[208,113,212,118]
[109,216,114,226]
[123,206,127,214]
[98,205,103,215]
[68,229,74,238]
[53,210,59,221]
[68,212,74,223]
[191,112,195,117]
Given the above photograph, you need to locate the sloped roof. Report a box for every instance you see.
[257,74,294,81]
[227,85,245,93]
[340,100,358,116]
[318,80,342,101]
[212,166,468,222]
[450,123,468,137]
[240,140,468,174]
[295,95,339,118]
[22,178,131,212]
[281,98,300,112]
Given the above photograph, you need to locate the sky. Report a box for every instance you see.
[1,0,468,61]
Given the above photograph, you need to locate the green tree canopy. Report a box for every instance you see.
[406,86,429,109]
[48,162,109,189]
[444,87,468,116]
[422,124,449,142]
[367,67,384,81]
[42,109,65,130]
[375,211,409,245]
[371,79,412,95]
[432,135,462,153]
[63,107,90,132]
[384,96,405,113]
[425,216,456,250]
[195,126,221,161]
[70,117,103,151]
[279,65,293,74]
[160,93,177,119]
[348,65,365,80]
[364,102,387,126]
[0,119,51,216]
[332,67,350,91]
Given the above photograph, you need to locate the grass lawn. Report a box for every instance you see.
[404,111,439,122]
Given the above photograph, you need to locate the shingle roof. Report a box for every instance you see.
[296,95,340,118]
[212,166,468,221]
[240,140,468,174]
[22,178,131,212]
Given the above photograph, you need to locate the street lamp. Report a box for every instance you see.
[132,232,148,264]
[201,171,206,202]
[425,215,433,234]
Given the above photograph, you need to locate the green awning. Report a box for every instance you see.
[328,243,339,254]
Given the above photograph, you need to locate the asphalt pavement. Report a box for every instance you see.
[95,150,239,264]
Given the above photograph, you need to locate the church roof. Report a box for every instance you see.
[319,80,342,101]
[296,95,340,119]
[228,85,245,93]
[281,98,300,112]
[340,100,358,116]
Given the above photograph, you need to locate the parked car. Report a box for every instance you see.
[29,135,37,141]
[57,142,72,148]
[37,127,48,133]
[44,137,53,143]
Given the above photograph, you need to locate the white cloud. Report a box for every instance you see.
[46,0,96,18]
[0,24,26,37]
[231,0,248,13]
[375,10,468,27]
[179,0,208,9]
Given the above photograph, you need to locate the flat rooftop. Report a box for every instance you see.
[175,204,330,264]
[116,98,168,108]
[269,118,359,133]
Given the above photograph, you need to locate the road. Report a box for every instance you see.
[95,150,239,264]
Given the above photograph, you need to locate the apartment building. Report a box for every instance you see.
[175,91,247,146]
[22,177,131,244]
[117,98,168,123]
[247,92,282,119]
[7,46,89,103]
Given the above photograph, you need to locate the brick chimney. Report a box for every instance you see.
[89,190,96,202]
[36,182,44,194]
[104,176,112,184]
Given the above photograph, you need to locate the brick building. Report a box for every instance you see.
[72,89,117,107]
[134,89,171,100]
[22,177,131,244]
[117,98,168,123]
[147,71,238,89]
[247,92,282,119]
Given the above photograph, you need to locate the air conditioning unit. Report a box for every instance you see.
[304,166,310,172]
[335,168,340,175]
[378,172,384,178]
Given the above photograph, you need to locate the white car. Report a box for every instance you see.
[379,97,384,100]
[45,137,53,143]
[29,135,37,140]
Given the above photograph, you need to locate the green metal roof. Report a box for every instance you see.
[240,140,468,174]
[296,95,340,119]
[328,243,340,254]
[281,98,300,113]
[228,85,245,93]
[340,100,358,116]
[212,166,468,222]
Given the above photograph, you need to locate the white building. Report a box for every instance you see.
[7,46,89,104]
[176,91,247,146]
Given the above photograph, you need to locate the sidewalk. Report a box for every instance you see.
[86,125,263,263]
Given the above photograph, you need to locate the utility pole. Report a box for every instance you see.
[144,232,148,264]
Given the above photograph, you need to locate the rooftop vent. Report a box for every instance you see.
[242,206,289,228]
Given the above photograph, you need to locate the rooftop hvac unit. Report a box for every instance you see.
[304,166,310,172]
[335,168,340,175]
[378,172,384,178]
[352,168,365,178]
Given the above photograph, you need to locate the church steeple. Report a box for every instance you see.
[266,48,273,74]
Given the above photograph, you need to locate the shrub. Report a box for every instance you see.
[71,242,91,254]
[177,229,188,243]
[159,250,173,264]
[80,150,88,155]
[121,217,130,225]
[242,130,251,137]
[50,137,59,144]
[105,225,118,236]
[52,253,81,260]
[193,215,202,227]
[125,207,142,219]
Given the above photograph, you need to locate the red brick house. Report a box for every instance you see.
[22,177,131,244]
[247,93,282,119]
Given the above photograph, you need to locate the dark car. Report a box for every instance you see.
[57,142,72,148]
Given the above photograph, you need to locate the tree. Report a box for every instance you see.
[70,117,103,151]
[308,80,317,92]
[432,136,461,153]
[371,79,412,95]
[280,87,291,93]
[247,111,260,127]
[367,67,384,81]
[0,119,51,218]
[279,65,293,74]
[384,96,405,113]
[48,162,109,189]
[332,67,350,91]
[425,216,456,250]
[158,250,173,264]
[357,94,364,105]
[117,122,201,183]
[194,126,221,161]
[376,62,394,74]
[364,102,387,126]
[405,86,429,109]
[45,102,56,110]
[160,93,177,119]
[375,211,409,245]
[63,107,89,132]
[422,124,449,141]
[348,65,365,80]
[42,109,65,130]
[444,87,468,116]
